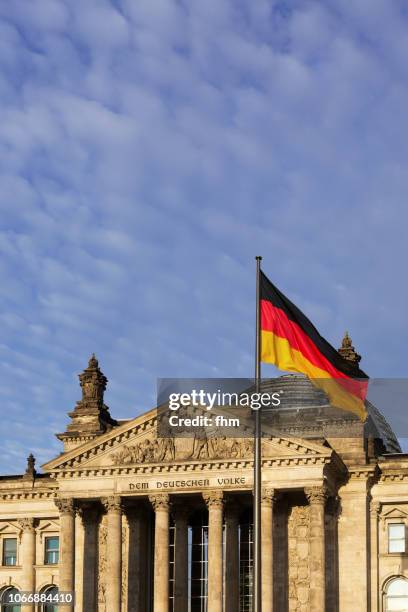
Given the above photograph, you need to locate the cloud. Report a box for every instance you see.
[0,0,408,473]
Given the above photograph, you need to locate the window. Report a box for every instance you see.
[44,536,59,565]
[1,586,21,611]
[189,511,208,612]
[169,520,175,612]
[389,524,406,554]
[239,515,254,612]
[2,539,17,566]
[385,577,408,611]
[41,586,58,612]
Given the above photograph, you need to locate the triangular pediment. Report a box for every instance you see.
[382,507,408,520]
[42,405,332,474]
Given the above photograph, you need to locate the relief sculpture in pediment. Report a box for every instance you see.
[109,434,256,466]
[111,437,175,465]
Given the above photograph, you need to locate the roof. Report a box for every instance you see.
[259,374,401,453]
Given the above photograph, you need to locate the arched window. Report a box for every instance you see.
[39,586,58,612]
[1,587,21,612]
[385,577,408,611]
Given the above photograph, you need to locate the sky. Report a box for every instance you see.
[1,0,408,474]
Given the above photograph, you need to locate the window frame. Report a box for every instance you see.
[388,523,406,555]
[1,586,21,611]
[384,576,408,612]
[39,585,59,612]
[44,535,59,565]
[2,538,18,567]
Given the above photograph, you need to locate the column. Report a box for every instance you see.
[261,488,276,612]
[305,486,327,611]
[325,496,340,612]
[79,505,99,612]
[101,496,122,612]
[174,506,189,612]
[203,491,224,612]
[149,494,170,612]
[18,518,36,612]
[55,498,75,612]
[224,504,239,612]
[370,501,380,612]
[74,511,84,612]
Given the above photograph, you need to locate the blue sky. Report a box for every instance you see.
[1,0,408,474]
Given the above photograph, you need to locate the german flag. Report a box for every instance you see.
[260,271,369,420]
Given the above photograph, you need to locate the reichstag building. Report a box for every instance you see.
[1,341,408,612]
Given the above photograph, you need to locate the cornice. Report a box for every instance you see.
[379,471,408,483]
[42,413,158,472]
[0,490,57,501]
[48,453,333,480]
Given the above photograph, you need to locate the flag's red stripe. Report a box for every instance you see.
[261,299,367,400]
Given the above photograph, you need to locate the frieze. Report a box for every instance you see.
[111,438,175,465]
[110,436,255,465]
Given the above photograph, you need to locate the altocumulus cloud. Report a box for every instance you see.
[0,0,408,472]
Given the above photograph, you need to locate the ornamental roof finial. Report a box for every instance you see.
[338,331,361,365]
[23,453,36,479]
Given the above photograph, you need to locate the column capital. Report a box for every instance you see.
[305,485,329,505]
[101,496,123,514]
[203,490,224,509]
[261,487,278,507]
[149,493,170,511]
[17,517,36,533]
[55,497,75,515]
[370,500,381,517]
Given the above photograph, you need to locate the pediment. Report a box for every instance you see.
[42,406,331,473]
[382,507,408,520]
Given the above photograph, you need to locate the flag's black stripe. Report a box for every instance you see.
[260,271,368,380]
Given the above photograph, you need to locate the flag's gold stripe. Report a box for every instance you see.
[261,330,367,420]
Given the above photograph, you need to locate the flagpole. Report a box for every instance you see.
[253,255,262,612]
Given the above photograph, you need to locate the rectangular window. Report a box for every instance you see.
[388,523,406,553]
[2,538,17,566]
[45,536,59,564]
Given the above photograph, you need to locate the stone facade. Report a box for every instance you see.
[1,355,408,611]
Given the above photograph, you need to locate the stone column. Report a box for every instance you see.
[203,491,224,612]
[79,505,99,612]
[224,504,239,612]
[18,518,36,612]
[55,498,75,612]
[305,486,327,611]
[261,488,276,612]
[370,501,380,612]
[174,506,189,612]
[101,496,122,612]
[149,494,170,612]
[74,511,84,612]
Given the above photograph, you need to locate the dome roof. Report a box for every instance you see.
[258,374,401,453]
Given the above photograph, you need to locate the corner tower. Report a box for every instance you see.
[57,354,118,451]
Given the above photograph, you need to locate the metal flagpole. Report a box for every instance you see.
[253,255,262,612]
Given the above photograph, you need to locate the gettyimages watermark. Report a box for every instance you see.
[156,377,408,444]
